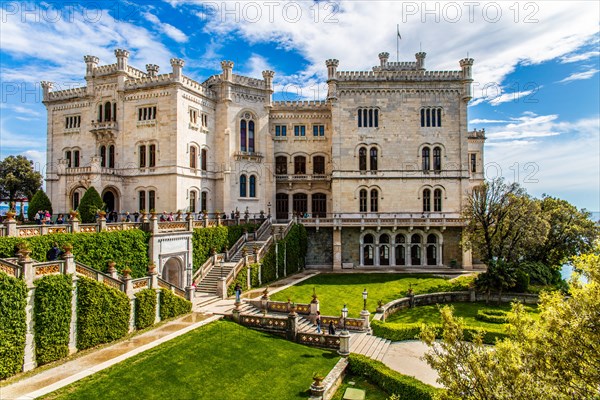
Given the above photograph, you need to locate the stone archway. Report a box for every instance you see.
[102,188,119,212]
[162,257,183,287]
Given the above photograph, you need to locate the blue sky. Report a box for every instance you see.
[1,0,598,211]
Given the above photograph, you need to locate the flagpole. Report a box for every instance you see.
[396,24,399,62]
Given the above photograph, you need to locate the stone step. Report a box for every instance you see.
[374,340,391,361]
[366,337,385,359]
[350,333,368,353]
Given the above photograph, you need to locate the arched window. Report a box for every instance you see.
[370,189,378,212]
[72,192,80,210]
[190,146,197,169]
[108,145,115,168]
[374,109,379,127]
[201,192,207,212]
[370,148,378,171]
[98,104,103,122]
[313,156,325,175]
[201,148,207,171]
[104,101,111,121]
[73,150,80,168]
[292,193,308,216]
[240,119,247,152]
[357,109,362,127]
[434,189,442,212]
[112,103,117,121]
[139,191,146,212]
[427,234,437,265]
[189,191,196,212]
[248,121,255,153]
[395,234,406,266]
[411,234,422,265]
[240,175,247,197]
[359,189,367,212]
[426,109,431,127]
[363,234,374,266]
[149,144,156,167]
[294,156,306,174]
[249,175,256,198]
[276,156,287,175]
[437,108,442,127]
[422,147,430,171]
[433,147,441,171]
[357,108,379,127]
[423,189,431,212]
[100,146,106,167]
[312,193,327,218]
[139,145,146,168]
[379,234,390,266]
[65,151,72,168]
[148,190,156,211]
[359,147,367,171]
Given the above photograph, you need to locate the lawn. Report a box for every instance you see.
[385,301,540,330]
[331,373,389,400]
[43,320,340,400]
[270,273,474,318]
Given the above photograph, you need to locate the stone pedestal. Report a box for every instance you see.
[332,229,342,270]
[216,277,227,299]
[338,330,350,356]
[360,309,371,333]
[232,307,241,323]
[287,312,298,342]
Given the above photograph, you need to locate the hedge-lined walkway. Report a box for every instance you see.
[1,313,219,399]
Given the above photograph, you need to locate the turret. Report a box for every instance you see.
[41,81,53,102]
[416,52,426,70]
[325,59,339,101]
[146,64,159,77]
[262,70,275,106]
[84,55,99,77]
[325,59,339,80]
[460,58,474,101]
[378,52,389,68]
[170,58,185,80]
[221,60,234,82]
[115,49,130,72]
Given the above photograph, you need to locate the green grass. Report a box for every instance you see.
[43,320,340,400]
[331,373,389,400]
[386,301,540,330]
[270,273,473,318]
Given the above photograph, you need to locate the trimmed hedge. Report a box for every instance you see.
[135,289,157,330]
[226,223,258,247]
[34,274,72,365]
[347,354,439,399]
[0,230,151,278]
[259,224,307,284]
[28,189,52,221]
[192,226,229,272]
[475,309,509,324]
[78,186,104,223]
[76,277,130,350]
[371,320,508,345]
[0,272,27,379]
[159,289,192,320]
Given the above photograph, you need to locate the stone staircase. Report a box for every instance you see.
[236,301,392,361]
[195,262,236,293]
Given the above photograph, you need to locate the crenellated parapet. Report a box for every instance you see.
[114,49,130,71]
[146,64,159,77]
[271,100,329,110]
[46,86,88,102]
[337,69,463,81]
[41,81,53,102]
[468,128,485,140]
[460,58,475,101]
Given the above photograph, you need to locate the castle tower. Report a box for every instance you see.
[378,52,389,67]
[262,70,275,106]
[325,59,339,100]
[115,49,129,71]
[84,55,99,95]
[221,60,234,82]
[460,58,474,101]
[170,58,185,81]
[416,52,426,70]
[146,64,159,77]
[40,81,53,102]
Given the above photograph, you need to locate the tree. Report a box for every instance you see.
[420,244,600,399]
[475,260,517,302]
[27,190,53,221]
[0,155,43,204]
[78,187,104,223]
[462,178,549,264]
[526,195,599,268]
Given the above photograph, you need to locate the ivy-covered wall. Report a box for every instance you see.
[34,274,72,365]
[135,289,157,330]
[159,289,191,320]
[0,272,27,379]
[0,230,150,278]
[226,263,260,296]
[260,224,307,284]
[192,224,259,272]
[76,277,130,350]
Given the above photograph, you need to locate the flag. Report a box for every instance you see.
[397,25,401,39]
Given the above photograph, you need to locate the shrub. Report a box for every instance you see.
[0,230,151,278]
[135,289,157,330]
[513,269,530,293]
[226,223,258,247]
[475,309,509,324]
[34,274,72,365]
[192,226,229,271]
[259,224,307,285]
[28,190,52,221]
[77,277,130,350]
[78,186,104,223]
[347,354,439,399]
[159,289,191,320]
[0,272,27,379]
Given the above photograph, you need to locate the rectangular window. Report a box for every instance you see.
[73,150,80,167]
[313,156,325,174]
[149,144,156,167]
[139,191,146,211]
[470,153,477,173]
[313,125,325,136]
[65,115,81,129]
[189,108,198,124]
[275,125,287,137]
[65,151,72,168]
[294,125,306,136]
[149,190,156,211]
[138,106,157,121]
[139,145,146,167]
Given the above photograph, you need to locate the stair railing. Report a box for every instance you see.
[253,218,272,241]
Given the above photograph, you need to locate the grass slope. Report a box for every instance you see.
[271,273,470,318]
[43,320,339,400]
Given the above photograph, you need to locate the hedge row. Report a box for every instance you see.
[135,289,157,330]
[0,272,27,379]
[226,223,258,248]
[347,354,439,400]
[259,224,308,284]
[159,289,192,320]
[34,274,72,365]
[0,230,151,278]
[191,224,259,272]
[76,277,130,350]
[226,263,261,297]
[475,309,509,324]
[371,320,508,345]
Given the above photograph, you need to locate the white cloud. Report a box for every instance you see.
[560,50,600,63]
[243,54,272,78]
[558,68,599,83]
[143,12,189,43]
[469,119,509,124]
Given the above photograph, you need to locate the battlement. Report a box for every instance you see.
[126,65,148,79]
[271,100,329,109]
[373,61,418,71]
[124,73,174,89]
[336,69,463,81]
[94,64,118,76]
[181,76,217,99]
[46,86,87,101]
[468,128,485,139]
[232,74,265,88]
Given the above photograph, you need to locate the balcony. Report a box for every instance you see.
[234,151,264,162]
[296,212,465,230]
[90,121,118,139]
[276,174,331,182]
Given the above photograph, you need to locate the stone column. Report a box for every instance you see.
[64,250,78,354]
[19,251,37,371]
[338,330,350,357]
[360,309,371,334]
[98,214,107,232]
[186,212,194,231]
[69,215,80,233]
[332,229,342,270]
[216,277,227,299]
[246,265,252,290]
[287,309,298,342]
[5,216,17,237]
[123,269,135,333]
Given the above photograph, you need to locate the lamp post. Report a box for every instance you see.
[360,288,371,334]
[362,288,368,310]
[338,304,350,356]
[267,201,271,220]
[341,304,348,334]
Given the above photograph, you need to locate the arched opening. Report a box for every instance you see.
[411,234,422,266]
[276,193,289,220]
[104,101,112,121]
[363,234,374,266]
[276,156,287,175]
[162,257,183,287]
[312,193,327,218]
[359,147,367,171]
[370,148,378,171]
[395,234,406,265]
[102,189,118,213]
[292,193,308,216]
[434,189,442,212]
[379,234,390,265]
[359,189,367,212]
[427,234,437,266]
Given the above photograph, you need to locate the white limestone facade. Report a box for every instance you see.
[43,49,484,268]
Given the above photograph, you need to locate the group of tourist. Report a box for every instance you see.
[34,210,66,225]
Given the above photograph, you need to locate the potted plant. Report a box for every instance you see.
[107,260,117,273]
[122,266,132,279]
[69,209,79,220]
[312,372,325,388]
[376,299,385,313]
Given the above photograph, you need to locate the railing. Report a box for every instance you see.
[297,332,341,350]
[254,218,272,241]
[17,226,41,237]
[75,261,124,291]
[0,258,22,278]
[157,277,187,298]
[266,301,312,315]
[227,234,246,261]
[158,221,187,231]
[297,212,464,228]
[131,277,151,292]
[320,316,365,331]
[239,315,288,332]
[79,224,98,233]
[33,260,66,277]
[275,174,332,182]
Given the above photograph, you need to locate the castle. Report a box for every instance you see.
[43,49,484,269]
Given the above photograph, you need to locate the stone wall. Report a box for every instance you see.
[305,228,333,266]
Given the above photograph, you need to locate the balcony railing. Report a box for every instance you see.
[234,151,264,161]
[275,174,331,182]
[90,121,118,133]
[293,212,464,229]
